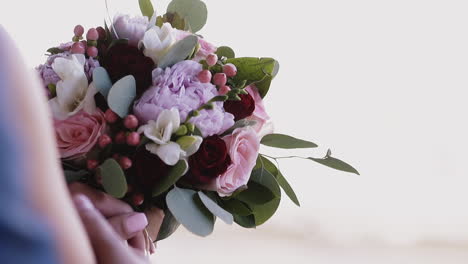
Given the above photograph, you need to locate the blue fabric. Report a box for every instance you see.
[0,51,59,263]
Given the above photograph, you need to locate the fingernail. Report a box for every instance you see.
[73,195,94,211]
[125,213,148,235]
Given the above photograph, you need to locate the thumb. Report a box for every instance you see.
[73,194,126,262]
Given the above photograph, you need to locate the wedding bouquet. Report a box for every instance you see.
[37,0,358,240]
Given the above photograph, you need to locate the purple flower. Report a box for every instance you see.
[133,60,235,137]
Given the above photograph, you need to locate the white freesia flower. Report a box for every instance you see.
[48,54,96,120]
[138,108,202,166]
[139,22,177,64]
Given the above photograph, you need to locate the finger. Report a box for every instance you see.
[107,212,148,240]
[128,231,147,253]
[145,207,165,242]
[69,182,133,217]
[73,194,126,263]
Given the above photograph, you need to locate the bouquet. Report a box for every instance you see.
[37,0,358,241]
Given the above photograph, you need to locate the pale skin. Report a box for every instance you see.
[1,26,164,263]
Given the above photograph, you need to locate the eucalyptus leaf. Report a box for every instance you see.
[261,134,318,149]
[250,198,281,226]
[216,46,235,59]
[152,160,188,197]
[220,119,257,137]
[93,67,112,98]
[139,0,155,18]
[259,155,300,206]
[158,35,198,69]
[166,186,215,237]
[236,181,276,205]
[157,12,187,30]
[221,199,252,216]
[156,209,181,241]
[64,170,88,183]
[308,156,360,175]
[233,214,256,228]
[98,159,128,198]
[198,192,233,224]
[167,0,208,33]
[107,75,136,118]
[248,168,282,225]
[227,57,279,98]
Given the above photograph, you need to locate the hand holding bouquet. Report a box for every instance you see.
[37,0,358,242]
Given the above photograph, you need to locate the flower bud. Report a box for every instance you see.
[124,115,139,130]
[213,73,227,86]
[176,125,188,136]
[126,132,140,146]
[206,54,218,67]
[186,123,195,133]
[223,63,237,77]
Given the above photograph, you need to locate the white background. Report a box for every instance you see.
[2,0,468,263]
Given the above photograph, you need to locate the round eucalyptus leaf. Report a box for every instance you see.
[166,186,215,237]
[98,159,128,199]
[198,192,234,225]
[107,75,136,118]
[167,0,208,33]
[216,46,235,59]
[93,67,112,98]
[158,35,199,69]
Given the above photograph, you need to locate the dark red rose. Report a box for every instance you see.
[188,135,231,184]
[223,92,256,121]
[133,148,171,195]
[102,43,154,95]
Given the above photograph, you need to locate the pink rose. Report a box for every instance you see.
[54,110,106,159]
[245,85,274,137]
[176,30,217,61]
[217,127,260,196]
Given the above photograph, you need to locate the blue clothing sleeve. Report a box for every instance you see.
[0,32,59,263]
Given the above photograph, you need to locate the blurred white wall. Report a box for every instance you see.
[2,0,468,262]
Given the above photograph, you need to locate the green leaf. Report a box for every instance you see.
[152,160,188,197]
[216,46,235,59]
[221,199,252,216]
[107,75,136,118]
[308,154,360,175]
[139,0,155,18]
[248,168,282,226]
[156,208,181,241]
[261,134,318,149]
[93,67,112,98]
[46,47,63,55]
[166,186,215,237]
[64,170,88,183]
[158,35,199,69]
[167,0,208,33]
[157,13,187,30]
[259,155,300,206]
[198,192,233,225]
[234,214,256,228]
[98,159,128,198]
[220,119,257,137]
[108,39,129,50]
[236,181,276,205]
[227,57,279,98]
